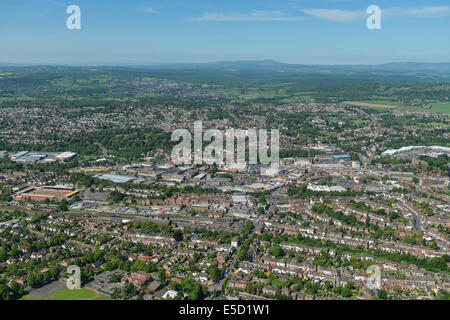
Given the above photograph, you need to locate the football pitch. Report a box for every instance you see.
[20,287,112,300]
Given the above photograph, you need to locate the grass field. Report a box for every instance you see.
[423,122,450,128]
[0,95,33,101]
[430,103,450,114]
[361,100,404,107]
[342,101,398,110]
[0,97,16,101]
[20,287,112,300]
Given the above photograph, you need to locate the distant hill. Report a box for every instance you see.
[1,60,449,83]
[140,60,450,73]
[2,60,450,73]
[131,60,450,83]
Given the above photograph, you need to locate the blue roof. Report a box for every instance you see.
[331,154,351,159]
[12,151,28,158]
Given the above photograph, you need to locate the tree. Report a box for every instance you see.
[58,199,69,212]
[173,230,183,242]
[188,284,206,300]
[158,269,167,284]
[122,283,137,299]
[93,250,105,263]
[112,287,121,300]
[268,245,285,258]
[377,289,388,300]
[340,286,352,298]
[122,260,131,272]
[10,245,20,258]
[0,284,10,300]
[36,273,44,287]
[108,191,125,202]
[27,274,36,288]
[207,265,221,282]
[144,262,157,273]
[436,289,450,300]
[346,281,355,290]
[427,257,447,272]
[9,282,24,299]
[0,248,6,262]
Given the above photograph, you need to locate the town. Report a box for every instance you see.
[0,64,448,301]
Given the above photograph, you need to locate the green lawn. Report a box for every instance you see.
[425,122,449,128]
[0,97,16,101]
[20,287,112,300]
[361,100,404,106]
[430,103,450,114]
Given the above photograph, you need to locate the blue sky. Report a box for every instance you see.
[0,0,449,64]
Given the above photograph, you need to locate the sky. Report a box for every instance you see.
[0,0,449,65]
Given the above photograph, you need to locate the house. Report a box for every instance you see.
[231,237,239,248]
[154,288,177,300]
[162,290,178,299]
[147,281,162,293]
[121,272,150,288]
[228,278,247,290]
[262,286,277,296]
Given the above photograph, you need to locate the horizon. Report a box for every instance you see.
[2,59,450,68]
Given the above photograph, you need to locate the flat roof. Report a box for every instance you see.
[97,173,136,183]
[232,195,247,203]
[12,151,28,158]
[331,154,351,159]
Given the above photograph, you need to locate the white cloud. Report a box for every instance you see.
[142,7,157,14]
[45,0,65,7]
[302,9,364,22]
[383,6,450,18]
[191,10,302,22]
[302,6,450,22]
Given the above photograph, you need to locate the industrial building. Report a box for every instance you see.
[9,151,77,163]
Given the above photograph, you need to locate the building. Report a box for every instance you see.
[55,152,77,161]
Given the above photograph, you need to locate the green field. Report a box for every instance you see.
[342,101,398,111]
[430,103,450,114]
[20,288,112,300]
[0,97,17,101]
[423,122,449,128]
[361,100,404,106]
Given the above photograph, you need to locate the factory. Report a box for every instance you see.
[382,146,450,159]
[9,151,77,163]
[94,173,145,184]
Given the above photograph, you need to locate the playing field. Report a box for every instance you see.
[431,103,450,114]
[362,100,404,106]
[342,101,398,110]
[15,186,79,201]
[20,287,112,300]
